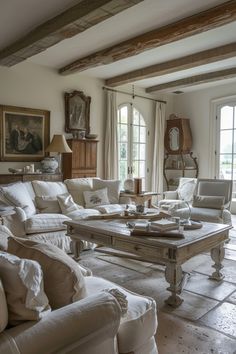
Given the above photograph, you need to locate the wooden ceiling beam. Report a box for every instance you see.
[105,42,236,87]
[145,67,236,93]
[59,0,236,75]
[0,0,143,66]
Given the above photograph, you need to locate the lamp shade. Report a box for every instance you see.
[45,135,72,153]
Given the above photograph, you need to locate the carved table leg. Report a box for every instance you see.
[209,242,225,281]
[70,239,83,261]
[165,263,184,307]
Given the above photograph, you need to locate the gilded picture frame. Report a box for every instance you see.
[65,90,91,134]
[0,105,50,162]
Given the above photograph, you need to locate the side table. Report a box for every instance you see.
[120,191,159,208]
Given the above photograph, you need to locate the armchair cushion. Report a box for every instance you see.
[0,251,51,325]
[0,225,14,251]
[192,195,225,209]
[7,237,87,309]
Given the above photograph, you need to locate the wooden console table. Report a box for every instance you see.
[0,173,63,184]
[65,219,230,307]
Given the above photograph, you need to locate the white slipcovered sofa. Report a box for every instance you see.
[0,228,158,354]
[0,178,130,254]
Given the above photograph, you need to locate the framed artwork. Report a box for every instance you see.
[0,105,50,162]
[65,90,91,134]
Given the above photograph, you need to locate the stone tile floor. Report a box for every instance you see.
[79,222,236,354]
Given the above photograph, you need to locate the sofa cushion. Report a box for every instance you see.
[64,178,93,206]
[32,181,68,197]
[8,237,87,309]
[93,179,121,204]
[0,225,14,251]
[192,195,225,209]
[66,208,101,220]
[85,276,157,353]
[84,188,110,208]
[35,196,61,213]
[0,251,51,325]
[0,279,8,332]
[57,193,83,215]
[1,182,36,217]
[24,214,69,234]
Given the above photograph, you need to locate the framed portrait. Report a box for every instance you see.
[65,90,91,134]
[0,105,50,162]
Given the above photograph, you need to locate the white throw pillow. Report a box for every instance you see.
[0,279,8,332]
[1,182,36,217]
[93,179,121,204]
[83,188,110,208]
[64,178,93,206]
[32,181,68,197]
[8,238,87,310]
[35,196,61,213]
[57,193,83,215]
[177,179,196,202]
[0,251,51,325]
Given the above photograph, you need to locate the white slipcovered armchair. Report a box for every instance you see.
[159,178,232,225]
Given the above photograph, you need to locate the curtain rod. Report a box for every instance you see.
[102,86,167,104]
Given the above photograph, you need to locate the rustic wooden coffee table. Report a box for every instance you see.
[65,219,231,307]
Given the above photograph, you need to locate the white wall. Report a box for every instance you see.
[172,82,236,178]
[0,62,105,176]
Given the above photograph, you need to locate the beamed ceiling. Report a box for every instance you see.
[1,0,236,94]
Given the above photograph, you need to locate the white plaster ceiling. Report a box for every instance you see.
[0,0,235,93]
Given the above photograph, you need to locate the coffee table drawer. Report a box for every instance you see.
[113,239,166,258]
[88,232,112,245]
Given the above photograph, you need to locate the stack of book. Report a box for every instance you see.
[149,219,179,232]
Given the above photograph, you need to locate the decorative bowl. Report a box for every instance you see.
[85,134,98,140]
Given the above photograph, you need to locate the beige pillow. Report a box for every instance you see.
[57,193,83,215]
[84,188,110,208]
[192,195,225,209]
[0,279,8,332]
[8,237,87,309]
[0,225,14,251]
[64,178,93,206]
[35,195,61,213]
[0,251,51,325]
[93,179,121,204]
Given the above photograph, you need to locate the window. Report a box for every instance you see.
[117,104,146,189]
[216,101,236,196]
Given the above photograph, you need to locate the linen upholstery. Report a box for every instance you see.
[0,251,51,325]
[196,179,232,208]
[0,279,8,332]
[32,181,68,197]
[7,237,87,309]
[85,276,158,354]
[24,214,69,234]
[177,178,197,202]
[35,196,61,214]
[64,178,94,206]
[4,292,121,354]
[0,225,14,251]
[93,179,121,204]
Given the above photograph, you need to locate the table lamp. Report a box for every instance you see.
[45,134,72,173]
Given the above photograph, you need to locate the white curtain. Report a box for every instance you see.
[151,102,166,194]
[104,90,118,179]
